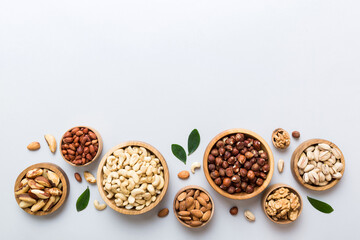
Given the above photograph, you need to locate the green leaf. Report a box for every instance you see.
[307,196,334,214]
[76,187,90,212]
[171,144,187,164]
[188,129,200,156]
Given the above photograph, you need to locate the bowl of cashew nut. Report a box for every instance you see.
[97,141,169,215]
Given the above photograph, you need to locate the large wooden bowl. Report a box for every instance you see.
[291,139,345,191]
[60,126,103,167]
[14,163,69,216]
[203,129,274,200]
[97,141,169,215]
[173,185,214,228]
[261,183,303,224]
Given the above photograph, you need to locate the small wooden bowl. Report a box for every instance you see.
[60,126,103,167]
[261,183,303,224]
[97,141,169,215]
[14,163,69,216]
[173,185,214,228]
[291,139,345,191]
[271,128,291,150]
[203,128,274,200]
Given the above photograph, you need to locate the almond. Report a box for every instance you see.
[27,142,40,151]
[177,170,190,179]
[199,192,209,202]
[197,196,207,207]
[190,209,203,218]
[177,192,187,201]
[185,197,194,209]
[178,211,190,216]
[202,210,211,221]
[189,220,202,227]
[157,208,169,217]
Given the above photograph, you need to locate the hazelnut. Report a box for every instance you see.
[236,141,245,150]
[227,186,235,194]
[238,154,246,164]
[224,151,231,160]
[226,138,234,145]
[220,184,227,190]
[230,206,238,215]
[222,161,229,169]
[257,158,266,166]
[262,164,270,173]
[225,168,233,177]
[208,154,215,163]
[223,178,231,187]
[235,133,245,142]
[215,157,223,166]
[246,185,254,194]
[240,147,248,155]
[247,170,255,180]
[245,151,254,159]
[208,164,216,172]
[216,141,224,148]
[251,163,260,172]
[232,148,239,156]
[214,177,222,185]
[231,175,240,183]
[256,178,264,186]
[260,152,268,159]
[251,149,259,157]
[253,140,261,151]
[210,170,219,179]
[244,161,252,170]
[292,131,300,138]
[241,182,248,191]
[232,166,240,173]
[235,187,242,193]
[211,149,219,157]
[225,145,233,151]
[239,168,248,178]
[228,156,236,164]
[260,172,267,179]
[219,168,226,177]
[250,158,257,164]
[219,147,225,155]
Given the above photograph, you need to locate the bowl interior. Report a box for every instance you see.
[291,139,345,191]
[14,163,69,216]
[97,141,169,215]
[262,184,303,224]
[60,126,103,167]
[203,128,274,200]
[173,185,214,228]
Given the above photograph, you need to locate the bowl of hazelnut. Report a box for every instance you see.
[203,129,274,200]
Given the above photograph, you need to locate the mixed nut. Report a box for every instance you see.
[265,187,300,222]
[297,143,343,186]
[15,167,63,213]
[272,128,290,149]
[61,127,99,165]
[207,133,270,194]
[174,188,213,227]
[102,145,165,210]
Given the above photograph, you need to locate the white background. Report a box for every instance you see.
[1,0,359,239]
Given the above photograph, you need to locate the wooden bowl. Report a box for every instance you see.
[203,128,274,200]
[261,183,303,224]
[97,141,169,215]
[173,185,214,228]
[60,126,103,167]
[291,139,345,191]
[14,163,69,216]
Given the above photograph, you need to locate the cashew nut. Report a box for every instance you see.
[94,200,107,211]
[191,162,201,174]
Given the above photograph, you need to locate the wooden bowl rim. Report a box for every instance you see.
[290,138,345,191]
[271,128,291,149]
[96,141,169,215]
[173,185,214,228]
[203,128,274,200]
[14,162,69,216]
[59,126,103,167]
[261,183,303,224]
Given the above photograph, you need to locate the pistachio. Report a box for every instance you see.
[244,210,255,222]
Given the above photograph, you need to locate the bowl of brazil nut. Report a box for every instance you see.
[14,163,69,216]
[97,141,169,215]
[60,126,103,166]
[262,184,303,224]
[203,129,274,200]
[291,139,345,191]
[173,185,214,228]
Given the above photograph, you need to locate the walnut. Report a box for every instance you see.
[272,128,290,149]
[265,187,300,222]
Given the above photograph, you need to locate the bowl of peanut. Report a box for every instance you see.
[96,141,169,215]
[261,184,303,224]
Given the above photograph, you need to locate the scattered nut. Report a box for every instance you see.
[175,188,212,227]
[278,159,284,173]
[178,170,190,179]
[191,162,201,174]
[27,142,40,151]
[292,131,300,138]
[74,172,82,182]
[244,210,255,222]
[229,206,238,215]
[158,208,169,217]
[84,171,96,184]
[44,134,57,153]
[272,128,290,149]
[94,200,107,211]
